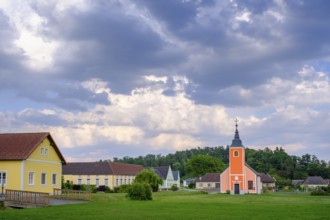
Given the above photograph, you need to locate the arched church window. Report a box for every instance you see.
[234,151,239,157]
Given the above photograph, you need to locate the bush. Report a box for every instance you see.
[127,183,152,200]
[114,184,132,193]
[96,185,111,193]
[72,184,82,190]
[310,187,330,196]
[171,185,179,191]
[188,182,196,189]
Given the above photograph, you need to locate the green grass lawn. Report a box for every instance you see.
[1,191,329,220]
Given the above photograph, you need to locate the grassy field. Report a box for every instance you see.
[1,191,329,220]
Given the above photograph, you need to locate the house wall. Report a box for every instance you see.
[0,161,22,192]
[196,182,218,189]
[0,137,63,195]
[244,165,258,194]
[160,167,176,189]
[63,174,136,189]
[220,168,229,193]
[23,137,62,194]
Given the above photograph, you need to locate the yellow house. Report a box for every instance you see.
[0,132,66,195]
[63,161,144,189]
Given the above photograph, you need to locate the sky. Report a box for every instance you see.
[0,0,330,163]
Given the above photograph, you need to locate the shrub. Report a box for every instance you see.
[188,182,196,189]
[310,187,330,196]
[96,185,111,193]
[72,184,82,190]
[114,184,132,193]
[127,183,152,200]
[171,185,179,191]
[226,190,230,194]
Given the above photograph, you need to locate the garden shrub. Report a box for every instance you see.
[127,183,152,200]
[188,182,196,189]
[171,185,179,191]
[114,184,132,193]
[97,185,111,193]
[72,184,81,190]
[310,187,330,196]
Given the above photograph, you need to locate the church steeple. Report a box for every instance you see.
[230,118,244,148]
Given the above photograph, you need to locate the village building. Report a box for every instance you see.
[196,173,221,191]
[301,176,328,189]
[62,161,144,189]
[0,132,66,195]
[220,121,262,194]
[153,166,180,189]
[259,173,276,192]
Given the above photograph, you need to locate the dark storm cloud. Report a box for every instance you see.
[2,0,330,108]
[31,1,186,94]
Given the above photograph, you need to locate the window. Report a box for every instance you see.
[234,150,239,157]
[124,179,127,184]
[248,181,253,190]
[44,148,48,156]
[0,172,6,185]
[87,178,90,185]
[104,178,108,186]
[78,178,82,185]
[28,172,35,185]
[41,173,46,185]
[128,179,131,184]
[116,178,118,186]
[120,179,122,185]
[52,174,57,185]
[40,148,44,156]
[96,178,99,186]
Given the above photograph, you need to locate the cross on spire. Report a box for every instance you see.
[230,117,244,148]
[235,118,239,128]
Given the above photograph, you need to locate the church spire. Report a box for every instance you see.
[230,118,244,148]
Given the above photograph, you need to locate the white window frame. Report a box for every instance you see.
[44,148,48,156]
[96,178,100,186]
[52,173,57,185]
[0,171,6,186]
[104,178,108,186]
[78,178,82,185]
[41,173,46,185]
[40,148,44,156]
[28,172,35,185]
[87,177,90,185]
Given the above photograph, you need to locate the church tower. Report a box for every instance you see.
[229,119,245,194]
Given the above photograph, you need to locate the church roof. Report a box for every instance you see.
[230,119,244,148]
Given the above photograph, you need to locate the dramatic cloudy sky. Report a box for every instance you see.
[1,0,330,162]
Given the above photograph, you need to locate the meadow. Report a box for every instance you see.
[1,191,329,220]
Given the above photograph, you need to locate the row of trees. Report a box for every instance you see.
[113,146,330,183]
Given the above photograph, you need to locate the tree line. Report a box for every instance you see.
[112,146,330,183]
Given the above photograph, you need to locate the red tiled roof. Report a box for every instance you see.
[0,132,66,164]
[63,161,144,176]
[109,162,144,175]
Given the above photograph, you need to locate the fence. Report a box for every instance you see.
[53,189,92,201]
[5,189,50,208]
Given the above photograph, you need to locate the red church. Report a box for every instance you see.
[220,121,262,194]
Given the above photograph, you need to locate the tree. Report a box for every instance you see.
[134,169,163,192]
[185,154,225,177]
